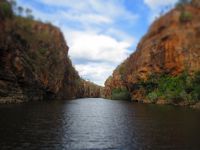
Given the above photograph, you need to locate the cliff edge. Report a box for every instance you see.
[0,0,102,103]
[105,0,200,107]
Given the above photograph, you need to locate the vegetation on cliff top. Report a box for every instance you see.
[0,0,13,19]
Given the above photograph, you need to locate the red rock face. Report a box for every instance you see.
[0,16,71,102]
[0,1,102,103]
[105,4,200,100]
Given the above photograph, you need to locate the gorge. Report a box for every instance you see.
[1,0,200,149]
[0,0,200,108]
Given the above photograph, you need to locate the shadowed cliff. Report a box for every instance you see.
[0,0,102,103]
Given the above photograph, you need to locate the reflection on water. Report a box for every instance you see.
[0,98,200,149]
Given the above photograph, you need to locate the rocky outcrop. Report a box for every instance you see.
[0,0,102,103]
[105,1,200,104]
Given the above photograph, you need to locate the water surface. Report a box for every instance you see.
[0,98,200,150]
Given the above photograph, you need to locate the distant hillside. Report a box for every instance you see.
[105,0,200,108]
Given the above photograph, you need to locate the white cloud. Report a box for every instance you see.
[36,0,138,25]
[144,0,178,10]
[62,29,131,86]
[66,30,131,64]
[106,28,135,43]
[75,63,115,86]
[88,0,138,21]
[62,12,113,25]
[16,0,137,86]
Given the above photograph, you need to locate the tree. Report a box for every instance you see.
[25,8,32,16]
[9,0,16,8]
[27,14,34,20]
[25,8,33,19]
[178,0,191,4]
[176,0,191,8]
[0,1,13,18]
[17,6,23,15]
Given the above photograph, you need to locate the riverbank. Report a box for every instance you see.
[133,99,200,110]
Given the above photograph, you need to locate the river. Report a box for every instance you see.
[0,98,200,150]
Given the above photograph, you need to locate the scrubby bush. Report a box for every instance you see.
[111,87,131,100]
[176,0,191,10]
[192,71,200,100]
[147,91,160,103]
[0,1,13,19]
[180,11,193,22]
[141,71,200,103]
[177,0,191,5]
[39,48,47,55]
[27,15,34,20]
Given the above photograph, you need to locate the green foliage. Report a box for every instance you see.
[180,11,193,22]
[27,15,34,20]
[139,74,159,93]
[111,87,131,100]
[17,6,23,15]
[147,91,160,103]
[176,0,191,10]
[177,0,191,5]
[25,8,34,20]
[141,71,200,103]
[192,71,200,100]
[158,75,185,100]
[9,0,16,7]
[0,2,13,18]
[39,48,47,55]
[25,8,32,15]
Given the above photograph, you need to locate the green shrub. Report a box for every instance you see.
[111,88,131,100]
[183,92,195,102]
[142,71,200,103]
[159,75,186,101]
[147,91,160,102]
[139,74,159,93]
[180,11,193,22]
[192,72,200,100]
[0,2,13,18]
[193,71,200,84]
[176,3,184,10]
[39,48,47,55]
[27,15,34,20]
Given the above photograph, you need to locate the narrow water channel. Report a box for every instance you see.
[0,98,200,150]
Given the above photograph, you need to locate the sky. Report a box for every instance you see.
[16,0,178,86]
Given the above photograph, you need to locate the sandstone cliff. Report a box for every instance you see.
[105,1,200,105]
[77,80,103,98]
[0,0,102,103]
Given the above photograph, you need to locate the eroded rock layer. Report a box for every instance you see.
[0,0,102,103]
[105,1,200,103]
